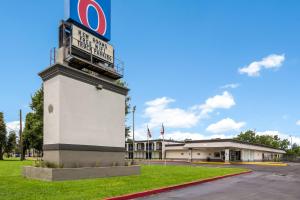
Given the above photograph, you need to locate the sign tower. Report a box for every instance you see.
[23,0,140,181]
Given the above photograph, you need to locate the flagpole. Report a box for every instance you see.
[161,123,167,166]
[147,131,150,165]
[163,133,166,166]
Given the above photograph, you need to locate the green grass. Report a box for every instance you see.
[0,160,248,200]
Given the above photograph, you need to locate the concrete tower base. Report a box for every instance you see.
[23,165,140,181]
[23,63,140,181]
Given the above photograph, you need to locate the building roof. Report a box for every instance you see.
[126,139,184,143]
[184,139,285,151]
[165,144,185,147]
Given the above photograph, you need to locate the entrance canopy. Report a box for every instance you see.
[176,139,286,154]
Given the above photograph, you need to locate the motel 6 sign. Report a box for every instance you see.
[66,0,111,41]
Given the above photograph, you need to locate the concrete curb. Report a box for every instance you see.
[104,170,252,200]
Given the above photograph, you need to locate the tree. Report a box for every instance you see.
[279,139,290,151]
[5,131,17,158]
[0,112,7,160]
[236,130,290,150]
[286,143,300,156]
[236,130,257,144]
[116,80,131,139]
[23,88,44,156]
[256,135,275,147]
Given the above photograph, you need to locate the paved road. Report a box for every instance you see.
[137,163,300,200]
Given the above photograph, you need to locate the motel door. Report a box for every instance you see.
[221,151,225,161]
[146,152,152,160]
[128,152,133,159]
[230,150,241,161]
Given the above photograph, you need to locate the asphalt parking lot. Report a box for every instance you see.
[137,162,300,200]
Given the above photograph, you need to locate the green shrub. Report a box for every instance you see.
[34,160,60,168]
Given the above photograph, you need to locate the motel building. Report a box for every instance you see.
[125,139,286,162]
[125,139,183,160]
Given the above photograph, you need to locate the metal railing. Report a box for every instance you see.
[64,36,124,77]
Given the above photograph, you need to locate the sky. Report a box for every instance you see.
[0,0,300,144]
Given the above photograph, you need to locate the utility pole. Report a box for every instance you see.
[19,109,24,161]
[132,106,136,164]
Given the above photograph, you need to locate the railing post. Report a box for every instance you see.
[69,37,72,57]
[54,47,56,63]
[90,47,93,63]
[50,48,52,65]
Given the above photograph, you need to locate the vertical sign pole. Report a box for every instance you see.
[147,134,149,165]
[163,134,166,166]
[132,106,136,164]
[19,109,24,161]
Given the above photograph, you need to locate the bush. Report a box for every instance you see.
[34,160,61,168]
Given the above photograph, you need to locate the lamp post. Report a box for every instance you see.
[132,106,136,163]
[19,110,25,161]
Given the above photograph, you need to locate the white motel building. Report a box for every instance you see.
[125,139,286,162]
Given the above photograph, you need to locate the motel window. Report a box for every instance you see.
[214,152,220,158]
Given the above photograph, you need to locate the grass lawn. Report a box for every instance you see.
[0,159,248,200]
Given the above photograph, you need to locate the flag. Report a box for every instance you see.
[147,126,152,138]
[160,123,165,136]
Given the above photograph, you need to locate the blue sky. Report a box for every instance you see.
[0,0,299,143]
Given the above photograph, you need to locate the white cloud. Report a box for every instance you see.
[133,127,148,140]
[143,91,236,130]
[145,97,175,108]
[163,131,234,141]
[296,120,300,126]
[221,83,240,89]
[239,54,285,77]
[6,121,23,133]
[198,91,236,116]
[206,118,246,133]
[144,97,199,129]
[257,130,300,145]
[164,131,206,140]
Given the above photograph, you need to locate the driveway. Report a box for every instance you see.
[137,163,300,200]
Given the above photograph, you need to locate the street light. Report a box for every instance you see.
[132,106,136,163]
